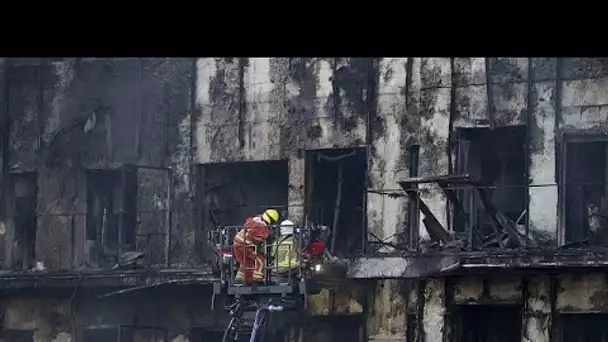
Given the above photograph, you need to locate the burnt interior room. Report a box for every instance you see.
[564,140,608,244]
[451,304,521,342]
[86,168,138,265]
[559,313,608,342]
[200,160,289,228]
[11,172,37,270]
[305,147,367,257]
[454,126,527,236]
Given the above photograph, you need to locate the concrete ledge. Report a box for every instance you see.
[347,251,608,279]
[0,268,217,290]
[347,256,459,279]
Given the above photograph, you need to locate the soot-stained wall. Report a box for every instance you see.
[195,57,608,248]
[0,287,229,342]
[0,58,198,270]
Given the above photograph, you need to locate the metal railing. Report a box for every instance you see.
[365,179,608,254]
[215,223,329,287]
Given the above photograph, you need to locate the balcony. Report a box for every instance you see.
[348,175,608,279]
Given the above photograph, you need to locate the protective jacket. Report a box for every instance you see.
[233,215,271,283]
[271,235,298,273]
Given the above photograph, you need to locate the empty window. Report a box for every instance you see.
[451,305,522,342]
[563,140,608,245]
[305,148,367,256]
[86,169,137,254]
[11,172,37,270]
[200,160,289,228]
[559,313,608,341]
[454,126,527,236]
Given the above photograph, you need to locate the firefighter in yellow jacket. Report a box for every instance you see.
[271,220,299,279]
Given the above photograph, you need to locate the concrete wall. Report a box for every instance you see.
[194,57,608,248]
[0,288,227,342]
[0,58,199,270]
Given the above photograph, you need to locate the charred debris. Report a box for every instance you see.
[367,125,608,258]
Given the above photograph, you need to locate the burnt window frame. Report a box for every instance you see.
[452,126,529,237]
[86,167,138,255]
[558,133,608,246]
[9,172,38,270]
[555,312,608,342]
[450,304,523,342]
[303,147,369,257]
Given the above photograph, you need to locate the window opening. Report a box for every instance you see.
[559,313,608,342]
[11,172,37,270]
[86,168,137,262]
[305,147,367,257]
[563,140,608,246]
[200,160,289,228]
[454,126,527,238]
[451,305,521,342]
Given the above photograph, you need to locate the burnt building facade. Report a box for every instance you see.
[1,57,608,341]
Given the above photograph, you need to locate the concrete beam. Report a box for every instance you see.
[347,252,608,279]
[0,268,216,290]
[347,256,458,279]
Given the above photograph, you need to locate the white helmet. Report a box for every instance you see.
[279,220,295,236]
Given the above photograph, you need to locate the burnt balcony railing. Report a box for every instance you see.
[364,175,608,255]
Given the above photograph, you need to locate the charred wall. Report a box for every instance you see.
[0,287,229,342]
[195,57,608,248]
[0,58,198,271]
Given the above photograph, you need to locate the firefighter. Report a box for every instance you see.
[233,209,279,284]
[271,220,299,279]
